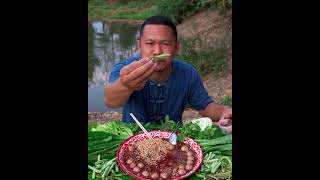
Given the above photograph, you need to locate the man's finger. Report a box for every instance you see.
[224,112,232,119]
[128,63,155,88]
[219,124,232,134]
[219,119,229,126]
[219,114,225,121]
[135,81,147,91]
[225,108,232,119]
[126,60,155,82]
[121,57,150,75]
[135,63,156,84]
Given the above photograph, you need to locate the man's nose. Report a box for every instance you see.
[153,43,162,55]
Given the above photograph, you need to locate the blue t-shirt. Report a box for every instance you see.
[108,56,214,123]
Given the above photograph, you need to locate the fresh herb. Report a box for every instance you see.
[88,117,232,179]
[177,121,224,142]
[91,120,134,139]
[152,53,171,62]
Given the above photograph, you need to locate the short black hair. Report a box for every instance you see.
[140,16,177,42]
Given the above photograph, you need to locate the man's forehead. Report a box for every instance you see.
[141,24,175,37]
[143,24,172,30]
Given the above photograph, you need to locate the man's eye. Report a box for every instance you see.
[162,43,171,46]
[146,42,153,45]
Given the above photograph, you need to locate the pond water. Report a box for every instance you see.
[88,20,140,112]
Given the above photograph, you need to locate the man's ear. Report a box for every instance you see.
[137,39,141,50]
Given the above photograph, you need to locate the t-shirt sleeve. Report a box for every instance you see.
[188,69,214,111]
[108,57,140,84]
[108,62,126,84]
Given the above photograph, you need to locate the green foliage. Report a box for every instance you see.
[88,23,100,82]
[88,0,157,20]
[177,122,224,142]
[221,95,232,106]
[177,37,229,77]
[88,118,231,179]
[89,0,231,22]
[156,0,232,24]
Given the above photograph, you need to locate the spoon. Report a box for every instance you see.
[129,113,153,139]
[169,121,181,145]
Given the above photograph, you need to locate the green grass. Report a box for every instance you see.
[89,0,232,79]
[88,0,231,22]
[156,0,232,24]
[221,96,232,107]
[88,0,157,20]
[177,37,230,78]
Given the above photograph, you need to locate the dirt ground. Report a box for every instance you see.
[177,9,232,50]
[88,108,201,124]
[88,9,232,124]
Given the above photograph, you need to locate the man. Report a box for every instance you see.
[104,16,232,133]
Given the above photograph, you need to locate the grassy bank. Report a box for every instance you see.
[156,0,232,24]
[89,0,232,77]
[89,0,232,22]
[178,35,231,78]
[221,95,232,106]
[88,0,156,20]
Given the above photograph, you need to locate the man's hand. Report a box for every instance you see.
[104,57,156,108]
[216,108,232,134]
[119,57,156,91]
[200,102,232,134]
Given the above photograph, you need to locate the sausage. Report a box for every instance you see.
[187,156,194,161]
[186,160,193,165]
[186,164,193,170]
[133,167,141,172]
[128,145,135,151]
[160,172,169,178]
[178,164,185,169]
[169,144,175,151]
[178,169,186,175]
[186,151,193,156]
[142,170,150,177]
[126,158,133,164]
[129,162,136,168]
[151,172,159,179]
[181,145,188,151]
[137,162,144,168]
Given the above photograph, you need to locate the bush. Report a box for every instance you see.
[177,37,229,78]
[221,96,232,106]
[156,0,232,24]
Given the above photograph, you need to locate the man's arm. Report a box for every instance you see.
[199,102,232,133]
[104,80,134,108]
[199,101,232,123]
[104,57,156,108]
[199,102,231,122]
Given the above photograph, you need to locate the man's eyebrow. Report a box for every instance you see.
[142,39,173,43]
[142,39,154,42]
[161,40,173,43]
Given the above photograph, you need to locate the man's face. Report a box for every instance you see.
[137,24,180,72]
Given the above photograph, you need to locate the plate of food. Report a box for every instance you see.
[116,130,203,180]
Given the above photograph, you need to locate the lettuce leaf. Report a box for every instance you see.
[90,120,134,139]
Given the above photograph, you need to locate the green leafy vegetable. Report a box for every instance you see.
[152,53,171,62]
[177,121,224,142]
[91,120,134,139]
[190,117,213,131]
[88,117,232,180]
